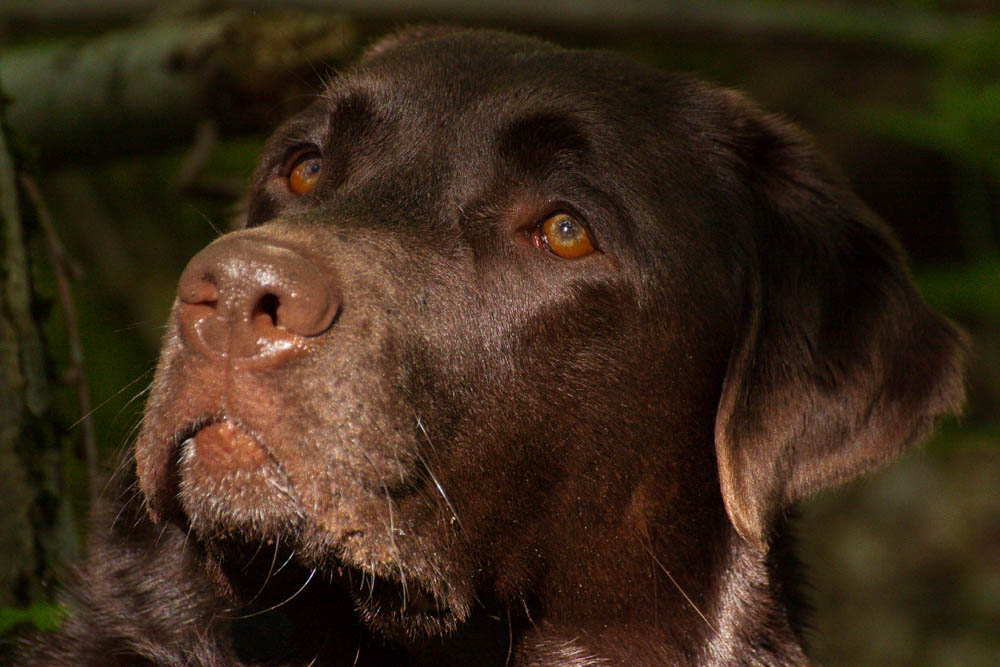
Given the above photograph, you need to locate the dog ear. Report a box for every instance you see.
[713,103,967,551]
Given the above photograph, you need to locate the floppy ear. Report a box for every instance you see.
[714,106,967,551]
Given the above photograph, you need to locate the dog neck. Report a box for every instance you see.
[514,537,809,665]
[508,479,810,665]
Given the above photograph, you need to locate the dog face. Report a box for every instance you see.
[132,27,964,645]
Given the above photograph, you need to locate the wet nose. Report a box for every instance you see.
[176,236,340,366]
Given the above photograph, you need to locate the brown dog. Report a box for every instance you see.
[22,27,965,665]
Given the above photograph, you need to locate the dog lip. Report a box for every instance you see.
[180,419,273,475]
[171,415,223,448]
[171,416,259,450]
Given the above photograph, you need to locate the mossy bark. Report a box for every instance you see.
[0,88,76,609]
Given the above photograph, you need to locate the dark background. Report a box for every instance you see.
[1,1,997,664]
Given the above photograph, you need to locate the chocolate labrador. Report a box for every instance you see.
[21,27,965,666]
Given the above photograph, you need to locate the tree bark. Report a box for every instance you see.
[1,9,357,165]
[0,89,76,610]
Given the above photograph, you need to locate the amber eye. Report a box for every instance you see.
[535,212,595,259]
[287,151,322,195]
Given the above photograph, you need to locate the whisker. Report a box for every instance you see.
[415,416,464,531]
[273,547,297,575]
[239,540,267,574]
[190,207,224,237]
[520,595,536,628]
[505,607,514,667]
[69,369,153,431]
[232,567,317,619]
[182,521,197,552]
[354,444,409,607]
[365,565,376,606]
[243,538,284,608]
[638,537,716,633]
[110,374,155,428]
[154,522,170,547]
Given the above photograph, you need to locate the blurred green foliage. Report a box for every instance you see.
[918,259,1000,324]
[860,27,1000,183]
[0,602,65,634]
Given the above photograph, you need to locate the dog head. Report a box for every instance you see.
[133,27,964,639]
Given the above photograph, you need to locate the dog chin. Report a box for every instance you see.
[170,433,469,640]
[185,511,465,642]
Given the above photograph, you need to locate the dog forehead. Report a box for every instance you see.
[357,29,576,91]
[330,30,675,131]
[311,34,710,201]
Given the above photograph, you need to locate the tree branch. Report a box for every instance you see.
[1,9,358,165]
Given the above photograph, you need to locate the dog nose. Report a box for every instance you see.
[176,236,340,365]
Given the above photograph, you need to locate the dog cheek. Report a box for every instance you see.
[134,323,190,522]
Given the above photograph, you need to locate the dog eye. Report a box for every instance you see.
[286,150,323,195]
[534,212,595,259]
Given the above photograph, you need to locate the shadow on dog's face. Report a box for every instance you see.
[133,28,964,645]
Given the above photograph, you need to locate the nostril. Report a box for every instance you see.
[179,274,219,307]
[255,293,281,327]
